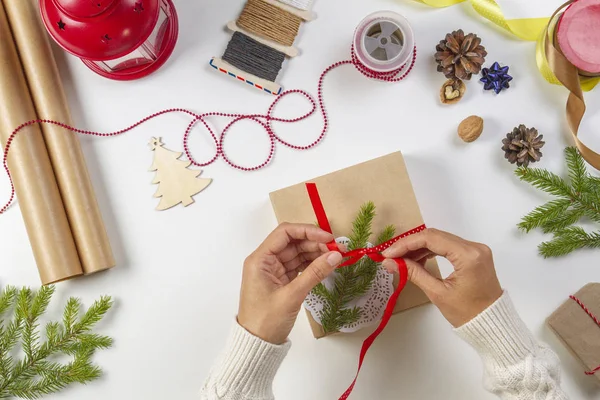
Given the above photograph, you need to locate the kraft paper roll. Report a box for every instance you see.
[0,2,83,284]
[3,0,115,274]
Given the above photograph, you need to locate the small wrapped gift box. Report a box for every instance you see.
[270,152,440,338]
[547,283,600,381]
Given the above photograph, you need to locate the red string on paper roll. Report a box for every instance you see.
[305,183,425,399]
[569,295,600,376]
[0,45,416,214]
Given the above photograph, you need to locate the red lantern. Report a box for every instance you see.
[40,0,179,80]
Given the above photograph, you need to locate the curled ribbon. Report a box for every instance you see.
[415,0,600,170]
[305,183,426,399]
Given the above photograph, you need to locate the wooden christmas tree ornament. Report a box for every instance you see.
[148,137,211,211]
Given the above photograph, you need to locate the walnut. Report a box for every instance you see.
[440,79,466,104]
[458,115,484,142]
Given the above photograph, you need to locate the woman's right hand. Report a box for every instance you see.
[381,228,503,328]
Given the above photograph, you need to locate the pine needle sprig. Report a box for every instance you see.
[0,286,113,400]
[348,202,375,251]
[538,227,600,258]
[516,147,600,258]
[312,202,396,333]
[566,144,587,193]
[377,225,396,246]
[516,198,571,233]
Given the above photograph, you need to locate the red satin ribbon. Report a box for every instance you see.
[305,183,425,399]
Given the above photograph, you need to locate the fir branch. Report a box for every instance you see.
[539,207,585,234]
[539,227,600,258]
[578,191,600,223]
[0,286,113,399]
[62,298,80,335]
[0,287,17,346]
[515,167,573,198]
[348,202,375,251]
[76,334,113,350]
[517,199,571,233]
[74,297,112,333]
[585,176,600,195]
[338,308,361,326]
[0,290,28,376]
[311,283,331,303]
[346,258,377,300]
[566,147,587,193]
[377,225,396,245]
[22,287,54,361]
[0,288,16,318]
[313,202,393,333]
[28,288,53,323]
[516,147,600,257]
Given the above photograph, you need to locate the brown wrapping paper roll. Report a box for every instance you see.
[3,0,115,274]
[0,2,83,284]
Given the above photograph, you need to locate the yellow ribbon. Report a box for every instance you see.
[414,0,600,91]
[416,0,548,40]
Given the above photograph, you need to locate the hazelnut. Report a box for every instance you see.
[440,79,466,104]
[458,115,484,142]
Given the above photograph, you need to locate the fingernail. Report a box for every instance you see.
[382,259,398,273]
[382,249,392,257]
[327,252,342,266]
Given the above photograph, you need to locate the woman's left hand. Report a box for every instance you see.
[238,223,342,344]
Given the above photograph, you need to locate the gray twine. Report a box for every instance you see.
[222,32,285,82]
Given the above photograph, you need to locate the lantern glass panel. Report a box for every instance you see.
[100,48,153,72]
[91,0,174,74]
[147,1,171,54]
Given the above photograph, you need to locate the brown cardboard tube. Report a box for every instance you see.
[3,0,115,274]
[0,2,83,284]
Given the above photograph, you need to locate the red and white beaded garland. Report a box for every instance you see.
[1,43,416,213]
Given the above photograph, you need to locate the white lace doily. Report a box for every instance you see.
[304,237,394,333]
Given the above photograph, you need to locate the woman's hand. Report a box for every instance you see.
[238,223,342,344]
[382,228,503,327]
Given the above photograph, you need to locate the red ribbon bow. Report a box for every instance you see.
[305,183,425,399]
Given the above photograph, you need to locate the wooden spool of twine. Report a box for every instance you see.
[222,32,286,82]
[237,0,302,47]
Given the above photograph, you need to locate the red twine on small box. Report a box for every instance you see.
[305,183,425,399]
[0,45,416,215]
[569,295,600,376]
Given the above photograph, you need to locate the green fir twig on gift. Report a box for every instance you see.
[312,202,395,333]
[516,147,600,258]
[0,285,113,399]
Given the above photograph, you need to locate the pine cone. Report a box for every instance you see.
[502,125,545,167]
[435,30,487,81]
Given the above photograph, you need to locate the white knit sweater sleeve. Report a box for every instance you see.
[201,293,568,400]
[200,322,290,400]
[455,291,569,400]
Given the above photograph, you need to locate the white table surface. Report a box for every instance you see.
[2,0,600,399]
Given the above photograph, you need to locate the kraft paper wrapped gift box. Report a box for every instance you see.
[547,283,600,382]
[269,152,441,338]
